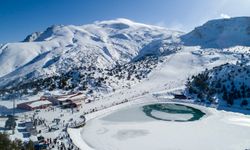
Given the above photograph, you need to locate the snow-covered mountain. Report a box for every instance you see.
[0,17,250,105]
[182,17,250,48]
[0,18,182,89]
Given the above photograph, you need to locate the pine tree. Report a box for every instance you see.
[241,100,248,107]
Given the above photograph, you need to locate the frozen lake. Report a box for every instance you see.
[101,103,205,122]
[78,103,250,150]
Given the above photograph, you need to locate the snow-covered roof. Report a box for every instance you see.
[57,93,85,102]
[28,100,52,108]
[57,97,70,102]
[70,94,86,100]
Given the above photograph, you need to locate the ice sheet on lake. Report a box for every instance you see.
[101,105,154,122]
[151,110,193,121]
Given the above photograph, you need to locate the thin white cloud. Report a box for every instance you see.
[168,22,186,31]
[154,21,187,32]
[220,13,231,19]
[154,21,167,27]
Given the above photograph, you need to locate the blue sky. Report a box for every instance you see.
[1,0,250,43]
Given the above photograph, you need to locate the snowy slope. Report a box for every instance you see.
[0,18,182,88]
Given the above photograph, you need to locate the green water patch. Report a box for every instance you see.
[142,103,205,122]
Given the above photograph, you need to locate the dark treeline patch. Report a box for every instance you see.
[186,62,250,107]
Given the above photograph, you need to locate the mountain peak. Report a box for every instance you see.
[95,18,137,25]
[94,18,156,29]
[23,18,161,43]
[22,24,65,42]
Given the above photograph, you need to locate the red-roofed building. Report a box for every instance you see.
[17,100,52,111]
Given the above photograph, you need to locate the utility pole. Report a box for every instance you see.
[12,93,16,134]
[13,95,15,117]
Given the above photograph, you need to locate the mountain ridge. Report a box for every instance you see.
[0,17,250,102]
[0,18,182,90]
[182,17,250,48]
